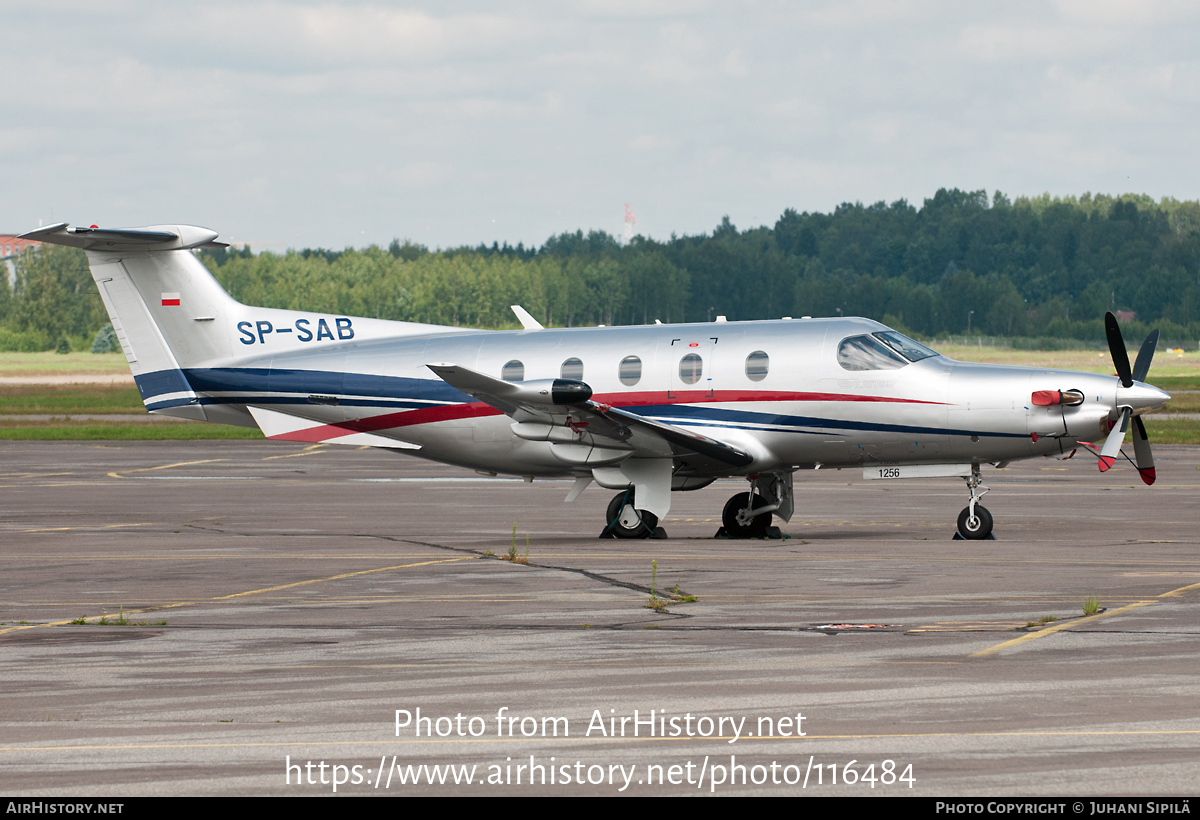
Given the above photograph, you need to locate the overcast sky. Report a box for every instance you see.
[2,1,1197,250]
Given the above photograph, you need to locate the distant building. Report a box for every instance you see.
[0,234,40,287]
[1114,310,1136,323]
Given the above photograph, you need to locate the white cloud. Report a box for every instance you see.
[0,1,1198,248]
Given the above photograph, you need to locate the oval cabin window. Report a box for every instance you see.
[560,358,584,380]
[501,360,524,381]
[678,353,703,385]
[618,355,642,386]
[745,350,769,381]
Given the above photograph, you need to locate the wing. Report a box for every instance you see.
[426,363,752,473]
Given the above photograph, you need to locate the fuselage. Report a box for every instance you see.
[174,315,1170,478]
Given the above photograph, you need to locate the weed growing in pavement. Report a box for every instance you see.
[1083,596,1100,616]
[669,583,697,603]
[1023,615,1060,629]
[645,560,668,612]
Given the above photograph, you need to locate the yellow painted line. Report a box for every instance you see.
[108,458,225,478]
[1158,581,1200,598]
[262,444,328,460]
[970,577,1200,657]
[4,728,1200,754]
[969,601,1156,657]
[213,558,472,599]
[0,601,200,634]
[0,557,473,635]
[18,523,153,534]
[0,472,72,478]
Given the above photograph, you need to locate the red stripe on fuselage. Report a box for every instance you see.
[265,389,945,444]
[604,389,947,407]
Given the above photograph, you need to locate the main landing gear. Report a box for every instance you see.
[954,464,995,540]
[600,489,667,539]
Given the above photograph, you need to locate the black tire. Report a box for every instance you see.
[606,492,658,539]
[957,505,993,540]
[721,492,772,538]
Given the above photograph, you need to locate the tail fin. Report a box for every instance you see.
[20,222,464,426]
[21,223,243,420]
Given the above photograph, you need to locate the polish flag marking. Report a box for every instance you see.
[162,293,180,306]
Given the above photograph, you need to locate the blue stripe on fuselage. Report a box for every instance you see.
[133,366,1024,440]
[633,403,1028,439]
[133,369,191,402]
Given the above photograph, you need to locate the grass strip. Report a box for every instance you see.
[0,424,264,441]
[1139,418,1200,445]
[0,385,144,414]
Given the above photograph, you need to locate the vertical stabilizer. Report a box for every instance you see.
[19,223,239,419]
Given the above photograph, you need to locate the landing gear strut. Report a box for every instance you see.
[718,473,789,539]
[955,464,994,540]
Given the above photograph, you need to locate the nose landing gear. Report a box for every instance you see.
[716,473,791,539]
[955,464,995,540]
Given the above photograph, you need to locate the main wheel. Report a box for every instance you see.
[721,492,772,538]
[606,492,658,539]
[957,504,993,540]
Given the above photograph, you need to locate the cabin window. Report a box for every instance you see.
[502,360,524,381]
[619,355,642,386]
[745,350,769,381]
[837,335,908,371]
[678,353,703,385]
[560,357,584,380]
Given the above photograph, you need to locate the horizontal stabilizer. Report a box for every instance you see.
[248,406,420,449]
[19,222,228,251]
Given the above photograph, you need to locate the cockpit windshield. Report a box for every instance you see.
[837,331,940,371]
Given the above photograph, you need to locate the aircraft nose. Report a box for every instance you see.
[1119,382,1171,413]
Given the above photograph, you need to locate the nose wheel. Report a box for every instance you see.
[956,504,993,539]
[721,492,772,538]
[954,464,996,540]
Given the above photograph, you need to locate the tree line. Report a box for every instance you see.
[3,188,1199,352]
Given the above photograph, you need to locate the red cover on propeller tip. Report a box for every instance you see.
[1098,456,1115,472]
[1138,467,1156,485]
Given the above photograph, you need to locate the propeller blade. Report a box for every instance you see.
[1131,329,1159,384]
[1098,407,1130,472]
[1131,415,1155,485]
[1105,312,1133,388]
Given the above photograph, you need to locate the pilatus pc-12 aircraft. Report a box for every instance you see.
[22,222,1171,541]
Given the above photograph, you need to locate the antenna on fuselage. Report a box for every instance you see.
[511,305,544,331]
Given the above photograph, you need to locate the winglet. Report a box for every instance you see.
[511,305,544,330]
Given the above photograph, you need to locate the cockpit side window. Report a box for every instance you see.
[837,335,909,371]
[873,331,938,362]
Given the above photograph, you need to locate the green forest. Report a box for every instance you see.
[4,188,1200,352]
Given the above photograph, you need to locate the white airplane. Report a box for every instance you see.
[21,222,1171,541]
